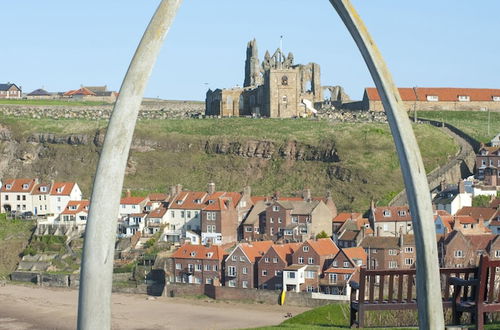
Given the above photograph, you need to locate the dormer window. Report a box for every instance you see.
[176,200,183,205]
[492,96,500,102]
[208,200,214,205]
[457,95,470,102]
[5,184,12,190]
[383,210,391,217]
[57,187,63,193]
[195,199,202,204]
[206,252,213,258]
[40,186,48,193]
[426,95,438,102]
[22,184,29,189]
[398,210,407,216]
[69,205,77,210]
[190,251,196,257]
[303,246,309,252]
[273,206,280,212]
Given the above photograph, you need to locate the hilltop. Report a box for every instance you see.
[0,117,458,212]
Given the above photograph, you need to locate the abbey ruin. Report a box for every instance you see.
[205,39,336,118]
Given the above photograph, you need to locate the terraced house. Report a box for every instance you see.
[476,145,500,186]
[322,247,366,295]
[224,241,273,289]
[257,243,300,290]
[171,244,226,285]
[283,238,339,292]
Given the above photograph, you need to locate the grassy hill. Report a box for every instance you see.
[0,117,458,212]
[417,110,500,143]
[0,214,35,279]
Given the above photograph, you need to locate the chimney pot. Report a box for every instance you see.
[208,182,216,194]
[126,189,131,198]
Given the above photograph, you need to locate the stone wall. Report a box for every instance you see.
[0,101,204,120]
[167,283,339,307]
[11,271,69,287]
[389,121,477,206]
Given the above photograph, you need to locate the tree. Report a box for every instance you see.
[472,195,491,207]
[316,231,330,239]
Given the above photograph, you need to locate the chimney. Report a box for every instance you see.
[126,189,131,198]
[273,191,280,201]
[303,188,311,202]
[208,182,216,194]
[242,186,252,198]
[170,185,176,197]
[440,180,446,192]
[458,180,465,194]
[176,184,183,195]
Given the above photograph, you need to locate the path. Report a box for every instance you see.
[0,284,309,330]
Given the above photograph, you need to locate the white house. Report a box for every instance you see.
[49,182,82,218]
[119,213,147,237]
[31,183,52,216]
[0,178,38,213]
[163,191,207,242]
[432,181,472,215]
[146,206,168,235]
[119,196,148,217]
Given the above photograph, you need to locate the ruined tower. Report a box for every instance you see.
[244,39,262,87]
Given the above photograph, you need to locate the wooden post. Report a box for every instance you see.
[328,1,445,328]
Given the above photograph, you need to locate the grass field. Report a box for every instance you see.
[0,117,458,211]
[251,303,500,329]
[0,214,35,279]
[417,110,500,143]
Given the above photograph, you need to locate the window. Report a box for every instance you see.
[273,206,280,212]
[206,252,213,258]
[195,264,202,272]
[5,184,11,190]
[281,76,288,86]
[175,276,181,283]
[398,210,406,216]
[213,265,218,272]
[272,258,278,263]
[228,280,236,287]
[343,261,350,268]
[190,251,196,257]
[278,217,282,223]
[404,247,414,253]
[239,256,245,262]
[206,278,213,285]
[372,248,377,254]
[287,272,296,279]
[180,211,185,217]
[17,195,20,201]
[204,264,210,271]
[262,270,268,276]
[307,286,315,292]
[332,261,338,267]
[4,195,7,201]
[308,257,314,265]
[405,258,414,266]
[22,184,29,189]
[329,274,337,284]
[269,217,274,223]
[245,227,253,232]
[454,250,464,258]
[305,271,315,279]
[493,96,500,102]
[194,277,202,284]
[303,246,309,252]
[171,211,175,217]
[242,267,247,274]
[275,270,282,277]
[298,257,304,264]
[175,263,181,270]
[264,257,269,263]
[231,255,237,261]
[496,250,500,258]
[382,210,391,217]
[188,264,194,272]
[270,228,273,235]
[242,281,248,288]
[389,261,398,268]
[41,186,47,193]
[57,197,61,202]
[427,95,438,101]
[292,216,298,223]
[228,266,237,276]
[388,249,397,256]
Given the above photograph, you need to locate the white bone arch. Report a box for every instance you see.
[77,1,444,329]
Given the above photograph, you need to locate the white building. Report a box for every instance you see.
[0,178,38,213]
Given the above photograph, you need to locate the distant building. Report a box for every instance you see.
[206,39,322,118]
[27,88,52,99]
[0,83,21,99]
[476,145,500,187]
[362,87,500,112]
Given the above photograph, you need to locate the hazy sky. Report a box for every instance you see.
[2,1,499,101]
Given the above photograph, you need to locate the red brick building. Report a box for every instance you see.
[322,247,366,295]
[257,243,300,290]
[171,244,226,285]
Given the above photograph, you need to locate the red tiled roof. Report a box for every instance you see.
[271,243,301,262]
[343,247,367,265]
[373,206,412,222]
[365,87,500,102]
[467,234,495,252]
[32,183,51,195]
[148,206,167,218]
[170,191,207,210]
[0,178,37,193]
[64,87,96,96]
[307,238,339,256]
[61,200,89,215]
[333,212,362,223]
[50,182,76,196]
[240,241,274,263]
[171,244,225,261]
[456,207,497,221]
[120,196,147,205]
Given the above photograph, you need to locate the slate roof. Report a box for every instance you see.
[0,83,20,91]
[27,88,50,96]
[360,236,400,249]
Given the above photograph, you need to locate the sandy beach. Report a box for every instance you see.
[0,284,309,329]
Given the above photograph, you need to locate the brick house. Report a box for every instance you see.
[257,243,300,290]
[321,247,367,295]
[334,216,372,248]
[438,231,494,268]
[0,83,21,99]
[224,241,273,289]
[360,236,401,270]
[476,145,500,186]
[171,244,226,285]
[456,206,497,228]
[200,193,239,245]
[283,238,339,292]
[332,212,362,234]
[369,205,413,237]
[241,193,333,243]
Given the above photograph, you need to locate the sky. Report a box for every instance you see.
[2,1,500,101]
